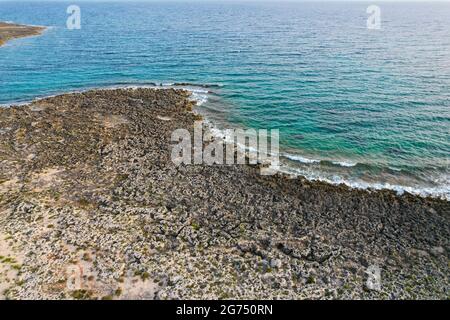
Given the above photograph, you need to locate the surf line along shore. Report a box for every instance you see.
[0,22,46,47]
[0,88,448,299]
[171,120,280,175]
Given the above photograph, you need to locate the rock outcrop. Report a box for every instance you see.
[0,88,448,299]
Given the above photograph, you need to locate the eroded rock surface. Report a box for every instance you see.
[0,88,448,299]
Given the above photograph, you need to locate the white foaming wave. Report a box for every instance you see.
[173,106,450,201]
[331,160,357,167]
[282,152,359,168]
[278,166,450,200]
[186,88,209,106]
[190,91,208,106]
[0,100,31,107]
[201,119,262,161]
[202,118,233,142]
[282,153,320,164]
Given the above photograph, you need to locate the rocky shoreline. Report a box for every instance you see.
[0,88,448,299]
[0,22,45,47]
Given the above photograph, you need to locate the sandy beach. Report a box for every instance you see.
[0,22,45,47]
[0,88,448,299]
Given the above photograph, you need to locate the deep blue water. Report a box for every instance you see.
[0,1,449,198]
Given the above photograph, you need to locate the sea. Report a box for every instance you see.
[0,1,449,199]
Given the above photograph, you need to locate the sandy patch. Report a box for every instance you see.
[100,115,129,129]
[0,178,20,194]
[0,232,24,300]
[31,168,64,193]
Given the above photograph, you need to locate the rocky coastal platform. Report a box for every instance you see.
[0,88,448,299]
[0,22,45,47]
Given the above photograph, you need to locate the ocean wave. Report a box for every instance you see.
[282,153,358,168]
[202,124,449,200]
[278,166,450,200]
[331,160,357,167]
[182,86,210,106]
[282,153,320,164]
[190,90,209,106]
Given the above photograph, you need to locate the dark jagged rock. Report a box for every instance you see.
[0,88,448,300]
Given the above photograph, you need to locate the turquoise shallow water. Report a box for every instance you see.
[0,1,449,198]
